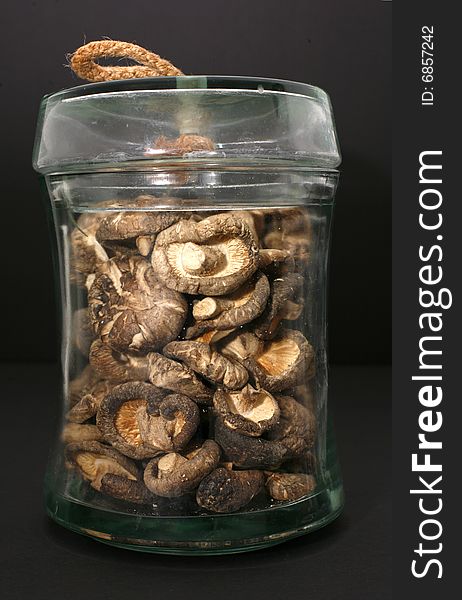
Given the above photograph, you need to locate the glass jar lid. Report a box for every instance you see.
[33,76,341,174]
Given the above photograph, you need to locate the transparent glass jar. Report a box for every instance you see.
[33,76,343,554]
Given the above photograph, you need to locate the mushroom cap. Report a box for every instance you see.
[136,393,200,453]
[96,381,168,459]
[220,331,263,363]
[254,273,304,340]
[163,341,249,390]
[214,417,287,469]
[88,255,188,353]
[196,468,264,513]
[248,329,315,393]
[213,385,279,437]
[96,199,185,243]
[67,370,112,423]
[89,340,149,383]
[151,213,259,295]
[100,473,154,504]
[147,352,214,405]
[267,395,316,457]
[186,272,270,338]
[265,472,316,501]
[143,439,221,498]
[263,208,312,262]
[65,440,140,491]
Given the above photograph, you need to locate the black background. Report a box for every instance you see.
[0,0,391,364]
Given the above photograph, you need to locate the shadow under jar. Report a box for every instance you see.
[33,75,344,554]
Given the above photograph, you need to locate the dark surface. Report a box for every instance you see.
[0,364,391,600]
[0,0,391,364]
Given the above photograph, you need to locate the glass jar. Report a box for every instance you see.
[33,76,343,554]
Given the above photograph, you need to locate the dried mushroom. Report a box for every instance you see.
[88,255,187,353]
[213,385,279,437]
[264,208,312,261]
[266,473,316,501]
[267,395,316,457]
[186,272,270,338]
[100,473,154,504]
[196,468,264,513]
[65,441,140,492]
[89,339,149,383]
[254,273,304,339]
[148,352,213,404]
[96,197,184,244]
[97,382,199,459]
[151,213,259,295]
[70,212,109,286]
[214,417,287,469]
[96,381,168,459]
[223,329,314,393]
[62,423,103,443]
[220,331,263,363]
[229,210,265,242]
[163,341,248,390]
[143,439,221,497]
[136,393,200,453]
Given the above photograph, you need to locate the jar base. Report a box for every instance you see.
[45,480,344,555]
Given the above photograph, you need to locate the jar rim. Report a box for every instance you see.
[41,75,330,104]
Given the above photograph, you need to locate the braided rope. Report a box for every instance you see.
[70,40,183,82]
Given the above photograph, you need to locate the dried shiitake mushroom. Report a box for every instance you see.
[61,423,103,444]
[88,255,187,353]
[147,352,213,404]
[267,395,316,457]
[70,212,109,286]
[151,213,259,295]
[196,467,264,513]
[65,441,140,492]
[89,340,149,383]
[96,197,185,246]
[100,473,154,504]
[264,208,312,261]
[265,472,316,501]
[137,393,200,453]
[214,417,287,469]
[223,329,314,393]
[220,331,263,363]
[186,272,270,338]
[97,382,199,459]
[229,210,265,242]
[68,382,111,423]
[163,341,248,390]
[143,439,221,498]
[213,385,279,437]
[254,274,304,340]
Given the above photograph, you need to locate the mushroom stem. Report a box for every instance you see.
[192,297,235,320]
[181,242,225,275]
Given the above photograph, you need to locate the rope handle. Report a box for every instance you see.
[70,40,183,82]
[69,40,215,154]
